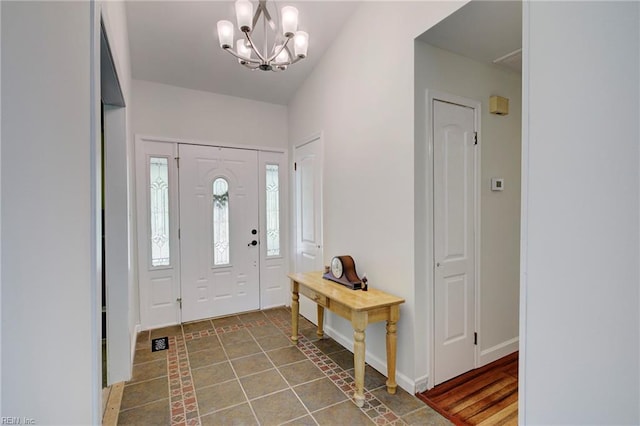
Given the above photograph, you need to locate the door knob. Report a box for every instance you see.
[248,240,258,246]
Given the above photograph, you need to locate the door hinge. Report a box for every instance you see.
[175,156,180,168]
[178,228,181,239]
[177,298,182,309]
[474,132,478,145]
[474,332,478,345]
[294,162,297,171]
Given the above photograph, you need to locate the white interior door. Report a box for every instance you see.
[135,140,181,329]
[294,137,323,322]
[179,145,260,322]
[433,99,477,385]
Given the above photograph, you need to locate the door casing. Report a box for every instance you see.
[426,91,481,388]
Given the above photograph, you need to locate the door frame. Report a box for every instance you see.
[134,134,288,329]
[426,90,482,388]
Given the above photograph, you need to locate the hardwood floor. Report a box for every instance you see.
[417,352,518,426]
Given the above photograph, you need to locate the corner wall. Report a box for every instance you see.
[1,2,96,422]
[521,2,639,423]
[414,41,521,377]
[287,1,468,391]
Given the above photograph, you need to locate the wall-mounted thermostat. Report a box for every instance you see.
[491,178,504,191]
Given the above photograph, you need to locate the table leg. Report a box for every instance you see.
[317,304,325,339]
[352,311,368,407]
[291,281,299,344]
[385,305,399,394]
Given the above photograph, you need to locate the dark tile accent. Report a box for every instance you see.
[266,346,307,367]
[251,389,308,425]
[186,335,222,353]
[371,387,425,417]
[150,325,182,339]
[248,324,282,339]
[196,380,246,417]
[132,347,166,365]
[231,353,274,378]
[224,339,262,359]
[402,406,451,426]
[238,310,267,324]
[200,403,258,426]
[294,377,347,412]
[312,338,345,355]
[255,334,294,351]
[192,362,235,389]
[120,377,169,410]
[129,359,167,383]
[312,400,375,425]
[240,368,288,400]
[183,320,214,334]
[326,349,354,371]
[278,360,325,386]
[346,365,388,391]
[188,347,228,369]
[219,329,254,346]
[212,315,242,328]
[117,398,170,425]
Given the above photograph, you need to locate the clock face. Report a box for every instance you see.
[331,257,343,278]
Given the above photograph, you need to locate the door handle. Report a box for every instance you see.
[248,240,258,246]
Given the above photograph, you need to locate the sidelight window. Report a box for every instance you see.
[265,165,280,257]
[150,157,170,267]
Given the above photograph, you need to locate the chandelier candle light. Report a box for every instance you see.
[217,0,309,71]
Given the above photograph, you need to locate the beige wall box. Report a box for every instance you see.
[490,95,509,115]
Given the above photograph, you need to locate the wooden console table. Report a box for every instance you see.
[288,271,405,407]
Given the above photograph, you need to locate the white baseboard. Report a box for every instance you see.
[324,325,415,394]
[479,336,519,366]
[414,375,429,393]
[130,323,141,365]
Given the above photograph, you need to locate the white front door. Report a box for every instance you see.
[294,136,323,322]
[433,99,477,385]
[135,140,181,329]
[179,144,260,322]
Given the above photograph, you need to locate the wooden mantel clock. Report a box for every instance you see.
[323,255,365,290]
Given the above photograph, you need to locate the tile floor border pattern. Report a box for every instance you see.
[168,334,201,426]
[131,309,430,426]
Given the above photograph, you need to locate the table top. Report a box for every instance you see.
[288,271,405,312]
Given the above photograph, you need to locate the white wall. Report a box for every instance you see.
[101,0,136,385]
[132,79,287,149]
[1,2,97,423]
[288,1,467,392]
[521,2,639,424]
[414,41,521,373]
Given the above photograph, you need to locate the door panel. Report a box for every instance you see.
[179,145,259,322]
[135,140,181,329]
[434,100,476,385]
[295,138,323,322]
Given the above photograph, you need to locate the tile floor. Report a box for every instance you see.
[118,307,450,425]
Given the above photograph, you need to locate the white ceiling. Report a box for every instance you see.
[417,0,522,73]
[126,1,360,105]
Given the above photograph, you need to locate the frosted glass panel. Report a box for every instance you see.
[213,178,230,265]
[150,157,170,267]
[266,165,280,256]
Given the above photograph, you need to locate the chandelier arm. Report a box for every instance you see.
[241,62,261,70]
[266,36,292,63]
[251,1,266,31]
[243,32,267,63]
[223,47,261,65]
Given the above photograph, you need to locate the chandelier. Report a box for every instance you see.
[217,0,309,71]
